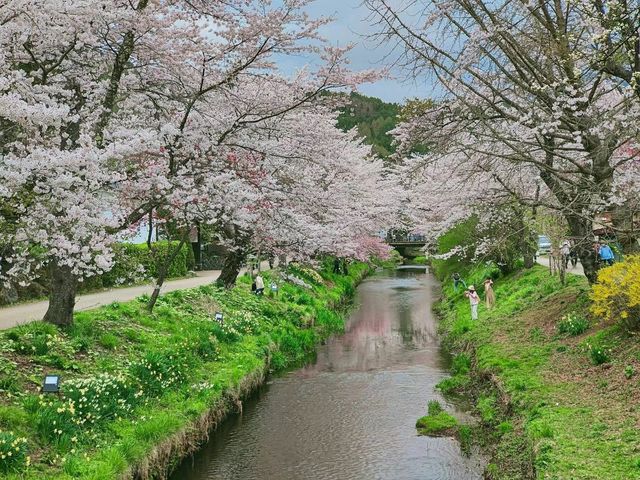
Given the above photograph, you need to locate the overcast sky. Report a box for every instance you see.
[278,0,434,104]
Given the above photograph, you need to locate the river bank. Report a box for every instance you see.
[0,260,369,479]
[434,265,640,479]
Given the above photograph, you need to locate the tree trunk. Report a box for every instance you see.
[522,231,536,269]
[147,237,187,312]
[559,258,566,286]
[43,261,77,326]
[190,223,202,271]
[576,242,598,284]
[566,215,599,284]
[191,240,202,271]
[216,249,246,289]
[147,271,167,313]
[523,251,535,269]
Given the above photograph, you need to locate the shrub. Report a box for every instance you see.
[427,400,444,416]
[477,395,498,424]
[430,219,478,280]
[416,414,457,433]
[35,373,135,448]
[296,293,314,305]
[436,375,469,395]
[413,256,427,265]
[5,324,76,365]
[71,336,91,353]
[193,335,220,360]
[288,264,324,286]
[591,256,640,331]
[451,353,471,375]
[498,421,514,435]
[557,313,589,336]
[587,343,611,365]
[369,249,403,269]
[315,307,343,331]
[0,430,28,473]
[4,322,58,355]
[0,374,18,395]
[527,419,554,439]
[211,321,242,344]
[416,401,458,435]
[99,333,119,350]
[101,242,195,288]
[129,350,191,396]
[457,424,473,453]
[299,267,324,285]
[624,365,635,379]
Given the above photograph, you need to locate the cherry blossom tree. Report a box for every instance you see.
[0,0,146,324]
[367,0,640,282]
[183,100,396,288]
[0,0,381,322]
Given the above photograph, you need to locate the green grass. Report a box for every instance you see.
[412,255,427,265]
[416,411,458,435]
[436,264,640,479]
[416,401,459,435]
[0,260,370,479]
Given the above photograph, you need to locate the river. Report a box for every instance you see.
[170,268,484,480]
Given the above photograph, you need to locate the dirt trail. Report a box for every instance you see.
[536,255,585,276]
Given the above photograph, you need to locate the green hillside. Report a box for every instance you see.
[337,92,400,157]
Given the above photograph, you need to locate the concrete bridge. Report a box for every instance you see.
[386,235,426,258]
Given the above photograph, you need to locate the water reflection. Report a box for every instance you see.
[305,271,443,374]
[170,269,484,480]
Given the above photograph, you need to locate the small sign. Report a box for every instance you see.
[43,374,60,393]
[215,312,224,324]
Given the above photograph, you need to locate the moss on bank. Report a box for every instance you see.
[0,260,369,479]
[436,265,640,480]
[416,400,459,436]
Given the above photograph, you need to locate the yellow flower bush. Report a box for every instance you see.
[301,267,324,285]
[590,255,640,331]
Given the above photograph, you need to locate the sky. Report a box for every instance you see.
[277,0,434,104]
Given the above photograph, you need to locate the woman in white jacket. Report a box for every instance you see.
[465,286,480,320]
[255,274,265,296]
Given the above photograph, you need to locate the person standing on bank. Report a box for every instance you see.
[255,274,265,296]
[599,243,615,266]
[569,243,578,268]
[484,278,495,309]
[465,286,481,320]
[452,272,467,293]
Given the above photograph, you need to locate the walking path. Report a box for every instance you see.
[536,255,585,276]
[0,263,269,330]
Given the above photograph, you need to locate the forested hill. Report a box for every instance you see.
[336,92,400,158]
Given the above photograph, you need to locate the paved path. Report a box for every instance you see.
[0,263,270,330]
[536,255,585,276]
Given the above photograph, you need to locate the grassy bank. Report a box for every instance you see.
[435,265,640,480]
[0,260,369,479]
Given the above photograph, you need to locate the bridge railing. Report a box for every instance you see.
[386,234,426,243]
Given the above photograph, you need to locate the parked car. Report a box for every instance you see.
[537,235,552,254]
